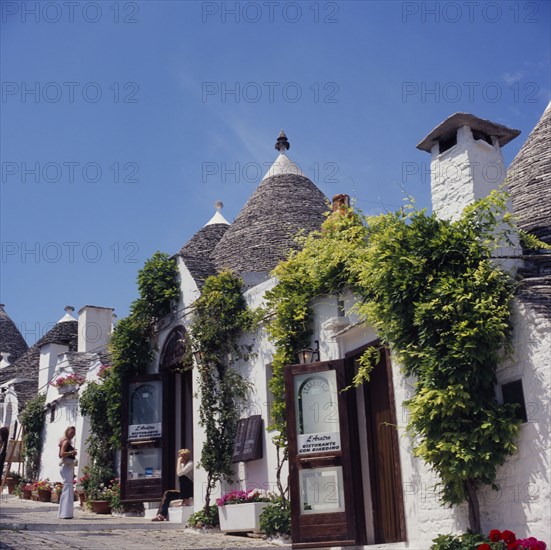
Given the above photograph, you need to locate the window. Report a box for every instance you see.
[501,379,527,423]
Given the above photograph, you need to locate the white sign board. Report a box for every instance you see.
[128,423,162,440]
[298,432,341,454]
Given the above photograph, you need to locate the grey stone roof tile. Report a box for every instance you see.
[212,173,328,274]
[0,305,28,363]
[178,223,230,288]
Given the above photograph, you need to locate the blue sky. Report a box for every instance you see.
[1,0,550,344]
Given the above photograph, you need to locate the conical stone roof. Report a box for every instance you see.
[212,132,328,274]
[178,203,230,288]
[0,304,28,363]
[508,102,551,245]
[508,103,551,316]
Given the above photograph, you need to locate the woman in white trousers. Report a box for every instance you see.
[57,426,77,519]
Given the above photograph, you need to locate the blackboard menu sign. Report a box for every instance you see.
[232,418,248,463]
[232,415,263,463]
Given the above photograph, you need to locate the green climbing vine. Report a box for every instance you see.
[190,270,255,514]
[264,208,371,499]
[80,251,179,483]
[265,190,529,532]
[19,393,46,480]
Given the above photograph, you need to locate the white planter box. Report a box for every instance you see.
[218,502,269,533]
[58,385,77,394]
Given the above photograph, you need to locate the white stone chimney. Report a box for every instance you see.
[38,306,76,393]
[0,352,11,368]
[78,305,114,353]
[417,113,520,221]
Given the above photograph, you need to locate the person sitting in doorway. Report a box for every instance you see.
[152,448,193,521]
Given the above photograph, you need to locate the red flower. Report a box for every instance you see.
[478,544,492,550]
[490,530,503,542]
[503,531,517,544]
[508,543,520,550]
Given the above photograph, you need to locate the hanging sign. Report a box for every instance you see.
[232,415,263,462]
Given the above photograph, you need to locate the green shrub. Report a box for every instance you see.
[187,505,220,528]
[260,497,291,537]
[431,533,488,549]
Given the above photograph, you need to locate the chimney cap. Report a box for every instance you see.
[416,112,521,152]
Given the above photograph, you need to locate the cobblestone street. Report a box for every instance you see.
[0,495,281,550]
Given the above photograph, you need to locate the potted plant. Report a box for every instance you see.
[4,471,22,494]
[216,489,271,534]
[88,478,119,514]
[36,479,52,502]
[22,482,33,500]
[51,482,63,504]
[75,472,90,507]
[50,373,85,394]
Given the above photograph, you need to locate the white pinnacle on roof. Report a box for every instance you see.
[261,129,304,181]
[58,306,77,323]
[205,201,230,226]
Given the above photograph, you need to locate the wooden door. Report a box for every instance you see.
[363,348,406,543]
[285,360,364,548]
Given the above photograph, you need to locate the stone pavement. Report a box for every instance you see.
[0,494,283,549]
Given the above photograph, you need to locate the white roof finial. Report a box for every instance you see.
[58,305,77,323]
[205,201,230,226]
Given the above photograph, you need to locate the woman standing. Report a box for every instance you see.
[57,426,77,519]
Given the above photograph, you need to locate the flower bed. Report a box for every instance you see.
[216,488,271,507]
[478,529,547,550]
[216,489,272,534]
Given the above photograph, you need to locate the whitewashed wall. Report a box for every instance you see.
[40,396,79,483]
[479,302,551,543]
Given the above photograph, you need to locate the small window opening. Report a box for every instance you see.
[337,298,345,318]
[501,379,527,423]
[472,129,493,145]
[50,405,56,423]
[439,132,457,154]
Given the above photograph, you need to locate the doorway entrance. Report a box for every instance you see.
[285,344,406,547]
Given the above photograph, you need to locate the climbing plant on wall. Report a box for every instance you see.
[265,190,527,532]
[80,251,179,478]
[190,270,255,514]
[19,393,46,480]
[264,208,371,499]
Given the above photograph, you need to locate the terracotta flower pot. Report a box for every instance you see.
[22,489,32,500]
[91,500,112,514]
[79,492,86,507]
[5,478,17,494]
[51,492,61,504]
[38,489,52,502]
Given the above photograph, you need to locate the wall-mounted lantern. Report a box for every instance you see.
[297,340,320,364]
